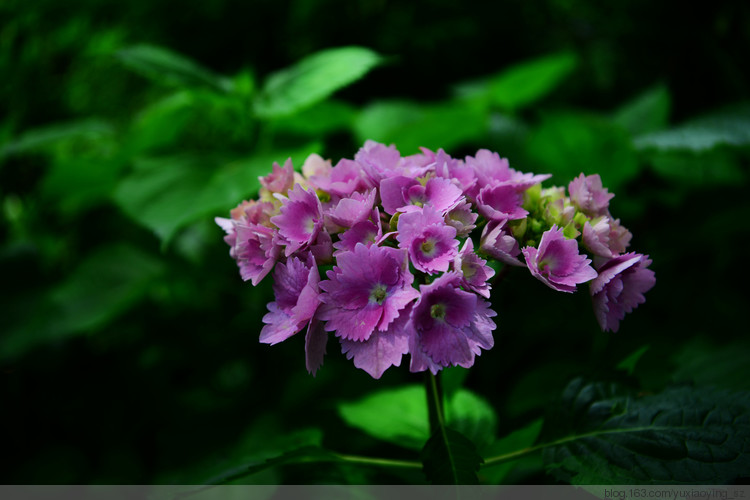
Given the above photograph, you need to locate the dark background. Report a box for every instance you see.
[1,0,749,484]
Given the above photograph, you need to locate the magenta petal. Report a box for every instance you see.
[523,225,597,293]
[305,319,328,376]
[590,253,655,332]
[340,305,412,379]
[476,184,528,221]
[380,176,417,215]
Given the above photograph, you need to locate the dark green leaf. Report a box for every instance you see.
[354,100,487,154]
[421,427,483,484]
[647,148,746,186]
[616,345,651,376]
[116,44,233,93]
[1,244,164,361]
[672,338,750,391]
[254,46,383,119]
[613,85,671,136]
[634,103,750,152]
[526,112,640,190]
[469,52,577,112]
[481,418,543,484]
[543,378,750,484]
[0,119,115,158]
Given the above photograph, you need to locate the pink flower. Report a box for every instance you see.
[396,207,459,274]
[318,244,419,342]
[270,184,324,257]
[568,173,614,217]
[522,225,597,292]
[590,253,655,332]
[409,273,496,373]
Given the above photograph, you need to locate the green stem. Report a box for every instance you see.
[332,453,422,469]
[425,371,445,435]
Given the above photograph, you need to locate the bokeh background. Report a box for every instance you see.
[2,0,749,484]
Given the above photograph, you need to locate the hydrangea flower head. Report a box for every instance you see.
[409,273,496,374]
[591,253,655,332]
[522,225,597,292]
[318,244,419,342]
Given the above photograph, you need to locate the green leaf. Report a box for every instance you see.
[113,146,318,245]
[0,119,115,158]
[616,345,650,375]
[543,378,750,484]
[445,389,497,452]
[634,103,750,152]
[613,85,671,136]
[1,244,164,361]
[672,338,750,391]
[270,99,356,137]
[354,100,488,154]
[481,418,543,484]
[254,46,383,119]
[116,44,233,93]
[526,112,640,190]
[647,148,746,186]
[338,385,429,450]
[338,385,497,451]
[484,52,578,112]
[421,427,483,484]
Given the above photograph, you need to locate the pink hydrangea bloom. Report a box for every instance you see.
[259,158,295,194]
[590,253,655,332]
[480,220,523,266]
[396,206,459,274]
[409,273,496,374]
[216,217,280,285]
[260,252,321,345]
[339,303,413,379]
[326,189,377,229]
[380,176,463,216]
[522,225,597,292]
[270,184,324,257]
[568,173,614,217]
[318,244,419,342]
[476,184,528,221]
[453,238,495,299]
[308,158,369,197]
[445,201,478,237]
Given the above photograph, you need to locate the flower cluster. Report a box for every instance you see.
[217,141,655,378]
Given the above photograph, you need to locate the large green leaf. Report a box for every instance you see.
[116,44,233,93]
[457,52,577,112]
[113,146,318,245]
[613,85,671,136]
[0,119,115,158]
[526,112,641,190]
[634,103,750,152]
[338,385,497,451]
[354,100,488,154]
[253,46,383,119]
[1,244,164,361]
[543,378,750,484]
[421,427,483,484]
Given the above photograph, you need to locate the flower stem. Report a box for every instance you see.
[425,371,445,435]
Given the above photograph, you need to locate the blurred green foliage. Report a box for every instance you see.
[1,0,749,485]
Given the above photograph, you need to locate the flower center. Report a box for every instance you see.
[421,238,436,256]
[430,303,446,320]
[370,284,388,304]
